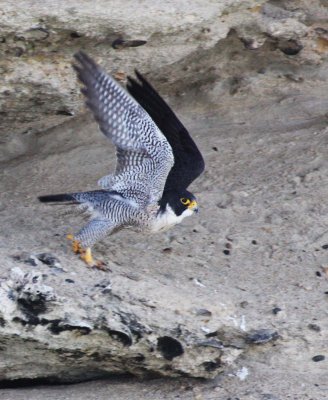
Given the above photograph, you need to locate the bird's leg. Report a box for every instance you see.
[67,234,107,270]
[67,220,115,269]
[67,234,83,254]
[80,247,95,266]
[80,248,107,270]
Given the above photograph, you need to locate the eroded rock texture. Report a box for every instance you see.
[1,0,328,388]
[0,264,250,382]
[1,0,327,161]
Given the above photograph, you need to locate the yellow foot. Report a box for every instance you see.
[80,248,108,270]
[80,247,94,266]
[67,235,107,270]
[67,234,83,254]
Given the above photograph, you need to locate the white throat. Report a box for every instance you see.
[150,204,194,233]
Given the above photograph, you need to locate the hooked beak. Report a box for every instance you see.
[188,200,199,213]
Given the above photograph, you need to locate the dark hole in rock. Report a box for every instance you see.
[0,377,65,389]
[12,316,28,326]
[278,39,303,56]
[112,38,147,49]
[134,354,145,362]
[157,336,184,361]
[17,295,47,316]
[312,355,325,362]
[0,371,132,388]
[205,330,218,338]
[55,109,74,116]
[48,321,91,335]
[272,307,282,315]
[162,247,172,253]
[107,329,132,346]
[70,31,82,39]
[202,360,221,372]
[39,318,53,326]
[308,323,321,332]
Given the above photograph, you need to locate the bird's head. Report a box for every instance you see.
[159,189,199,218]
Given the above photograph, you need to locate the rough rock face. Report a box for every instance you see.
[0,260,276,382]
[0,0,328,390]
[0,267,223,382]
[1,0,327,161]
[0,263,234,381]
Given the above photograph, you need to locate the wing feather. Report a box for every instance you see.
[74,52,174,204]
[127,71,205,193]
[74,52,145,152]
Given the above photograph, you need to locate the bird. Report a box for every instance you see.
[38,51,205,268]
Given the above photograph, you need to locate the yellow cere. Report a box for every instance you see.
[188,200,197,209]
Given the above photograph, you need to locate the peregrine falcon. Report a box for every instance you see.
[39,52,205,267]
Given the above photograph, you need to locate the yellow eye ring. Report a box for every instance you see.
[180,197,190,205]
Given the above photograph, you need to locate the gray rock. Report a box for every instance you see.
[1,0,327,162]
[0,266,245,382]
[0,0,328,393]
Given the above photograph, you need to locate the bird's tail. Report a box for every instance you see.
[38,193,79,204]
[38,190,109,204]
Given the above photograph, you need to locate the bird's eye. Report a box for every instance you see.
[180,198,190,205]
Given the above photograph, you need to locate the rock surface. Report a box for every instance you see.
[1,0,328,161]
[0,261,248,381]
[1,0,328,397]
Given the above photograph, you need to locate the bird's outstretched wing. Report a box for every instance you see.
[127,71,205,193]
[73,52,174,203]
